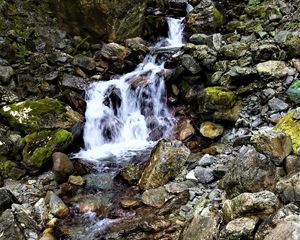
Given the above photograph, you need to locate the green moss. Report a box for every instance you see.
[203,86,236,111]
[274,113,300,154]
[22,129,73,172]
[212,6,224,27]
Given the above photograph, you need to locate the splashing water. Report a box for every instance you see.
[74,17,185,163]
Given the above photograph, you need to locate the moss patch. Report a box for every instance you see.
[203,86,236,111]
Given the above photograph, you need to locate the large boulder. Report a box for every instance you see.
[22,130,73,173]
[50,0,148,42]
[0,209,25,240]
[138,140,190,190]
[0,98,83,133]
[276,172,300,204]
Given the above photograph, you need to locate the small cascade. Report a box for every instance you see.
[75,17,186,163]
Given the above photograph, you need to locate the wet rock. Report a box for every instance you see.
[276,172,300,204]
[181,206,220,240]
[268,97,289,112]
[139,140,190,190]
[200,121,224,139]
[125,37,149,54]
[141,186,172,208]
[201,86,236,112]
[0,189,18,214]
[181,54,202,74]
[52,152,74,183]
[256,60,288,79]
[22,130,73,173]
[255,204,300,240]
[48,191,69,218]
[73,54,96,71]
[185,0,224,35]
[120,163,145,184]
[287,79,300,104]
[62,73,89,91]
[0,66,14,84]
[274,109,300,154]
[220,145,278,198]
[189,44,218,69]
[0,86,19,106]
[68,175,85,186]
[101,43,130,61]
[0,98,83,133]
[177,119,195,141]
[219,42,249,60]
[223,191,280,221]
[120,199,141,209]
[220,217,259,240]
[251,128,292,165]
[0,209,25,240]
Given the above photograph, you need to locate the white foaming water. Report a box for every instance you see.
[74,18,185,162]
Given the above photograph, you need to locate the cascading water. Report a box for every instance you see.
[74,17,186,163]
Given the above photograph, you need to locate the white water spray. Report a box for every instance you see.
[75,18,185,162]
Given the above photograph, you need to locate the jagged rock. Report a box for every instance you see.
[220,145,278,198]
[141,187,172,208]
[61,73,89,91]
[285,155,300,174]
[274,109,300,154]
[194,166,215,184]
[276,172,300,204]
[219,42,249,59]
[268,97,289,112]
[181,54,202,74]
[48,191,69,218]
[198,154,217,167]
[0,66,14,84]
[138,140,190,190]
[124,37,149,54]
[200,86,236,112]
[0,189,18,214]
[0,98,83,133]
[181,206,220,240]
[220,217,259,240]
[0,86,19,106]
[33,198,48,227]
[0,209,25,240]
[72,54,96,71]
[100,43,130,61]
[256,60,288,78]
[52,152,74,183]
[222,191,280,221]
[200,121,224,139]
[251,128,292,166]
[287,79,300,104]
[255,204,300,240]
[22,130,73,173]
[189,44,218,69]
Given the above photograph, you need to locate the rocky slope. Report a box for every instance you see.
[1,0,300,239]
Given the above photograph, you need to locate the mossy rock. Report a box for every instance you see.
[287,79,300,104]
[284,34,300,58]
[202,86,236,111]
[274,111,300,154]
[0,156,26,179]
[0,98,83,133]
[22,129,73,173]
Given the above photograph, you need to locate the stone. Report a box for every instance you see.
[181,54,202,74]
[48,191,69,218]
[0,189,18,214]
[255,204,300,240]
[120,199,141,209]
[194,166,215,184]
[0,209,25,240]
[0,86,19,106]
[200,121,224,139]
[101,43,130,61]
[68,175,85,186]
[141,187,172,208]
[220,146,278,198]
[177,119,195,141]
[190,44,218,70]
[120,163,145,184]
[22,130,73,173]
[276,172,300,204]
[200,86,236,113]
[268,97,289,112]
[0,156,26,180]
[256,61,288,78]
[34,198,48,227]
[274,109,300,154]
[72,54,96,71]
[220,217,259,240]
[124,37,149,54]
[287,79,300,104]
[0,66,14,84]
[0,98,83,134]
[284,34,300,58]
[222,191,280,221]
[251,128,292,165]
[198,154,217,167]
[138,140,190,190]
[52,152,74,183]
[165,181,195,194]
[285,155,300,174]
[219,42,249,59]
[62,73,89,91]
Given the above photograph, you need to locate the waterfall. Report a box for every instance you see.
[74,18,185,162]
